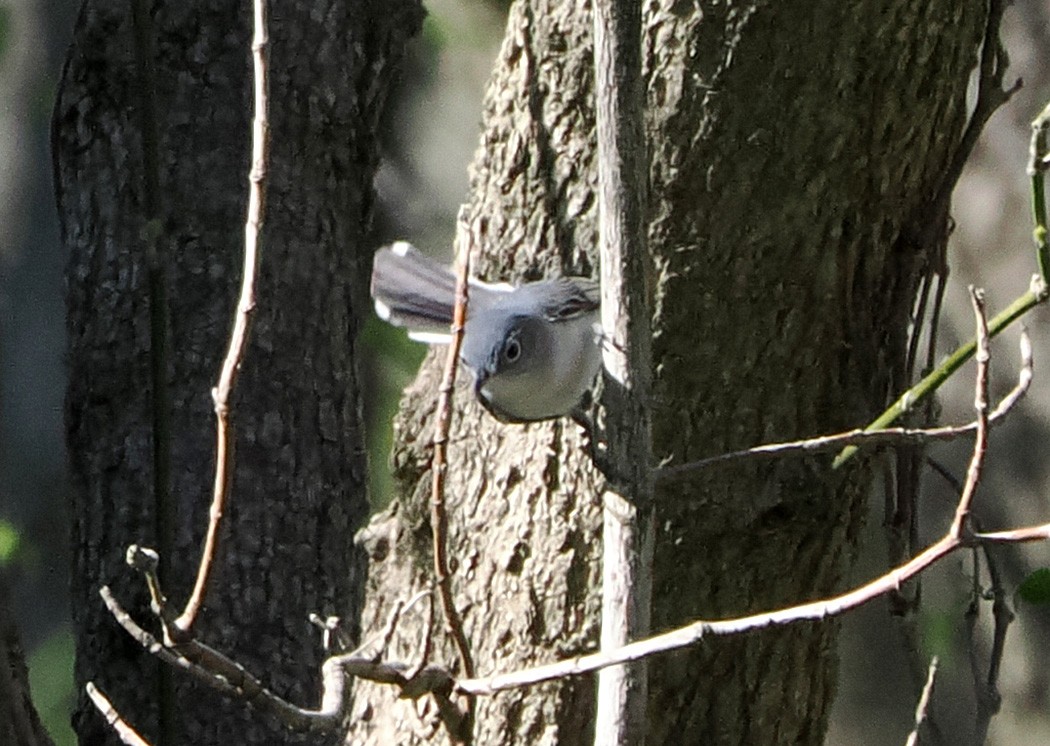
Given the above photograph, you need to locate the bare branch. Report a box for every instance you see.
[974,524,1050,543]
[592,0,655,739]
[458,530,968,695]
[656,328,1032,484]
[937,0,1021,222]
[175,0,271,634]
[929,289,996,735]
[363,591,427,662]
[903,657,938,746]
[464,523,1047,698]
[430,212,475,675]
[966,517,1015,743]
[428,210,476,743]
[949,288,990,538]
[86,683,153,746]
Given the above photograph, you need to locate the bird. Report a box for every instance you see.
[370,241,602,422]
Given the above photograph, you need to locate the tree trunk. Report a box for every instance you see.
[0,574,54,746]
[52,2,422,744]
[351,1,987,744]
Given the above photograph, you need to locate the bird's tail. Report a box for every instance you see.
[370,241,504,343]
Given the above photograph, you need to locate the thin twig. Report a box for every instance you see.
[308,589,430,658]
[905,271,932,386]
[977,551,1013,741]
[974,524,1050,543]
[107,569,468,736]
[125,545,170,623]
[308,614,351,654]
[903,657,938,746]
[657,329,1031,484]
[130,0,173,600]
[949,288,990,538]
[924,271,948,407]
[175,0,271,634]
[407,586,437,680]
[103,587,286,709]
[86,682,153,746]
[936,0,1020,228]
[964,551,986,741]
[967,517,1013,744]
[429,210,476,740]
[883,448,930,698]
[457,527,987,695]
[363,592,426,662]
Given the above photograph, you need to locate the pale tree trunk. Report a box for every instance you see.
[350,1,988,744]
[52,1,422,744]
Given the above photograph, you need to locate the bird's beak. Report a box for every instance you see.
[472,366,489,394]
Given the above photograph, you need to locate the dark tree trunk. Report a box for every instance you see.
[351,1,987,744]
[52,1,421,744]
[0,574,54,746]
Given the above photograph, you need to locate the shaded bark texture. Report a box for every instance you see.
[0,574,55,746]
[353,0,987,744]
[53,1,422,744]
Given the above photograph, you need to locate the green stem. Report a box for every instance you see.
[834,100,1050,470]
[1029,102,1050,284]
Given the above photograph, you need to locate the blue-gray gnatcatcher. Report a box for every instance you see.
[371,242,602,422]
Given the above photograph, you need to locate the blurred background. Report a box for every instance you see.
[2,1,1048,744]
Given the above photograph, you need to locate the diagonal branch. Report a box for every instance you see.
[656,329,1030,483]
[903,657,938,746]
[86,683,153,746]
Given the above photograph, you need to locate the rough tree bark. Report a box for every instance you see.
[52,1,422,744]
[0,574,54,746]
[350,1,988,744]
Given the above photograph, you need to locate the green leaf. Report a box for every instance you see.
[1018,568,1050,605]
[0,520,20,565]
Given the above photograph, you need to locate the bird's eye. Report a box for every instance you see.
[504,337,521,363]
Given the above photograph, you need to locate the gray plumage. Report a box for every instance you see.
[370,242,602,422]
